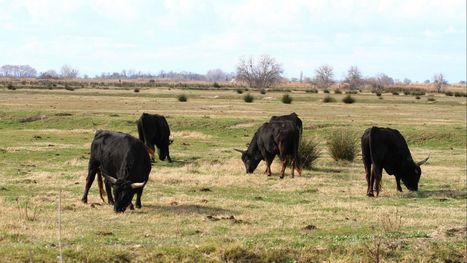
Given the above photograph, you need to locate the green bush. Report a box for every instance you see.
[213,82,221,88]
[334,89,342,94]
[323,89,330,94]
[7,83,16,90]
[236,88,244,94]
[342,95,355,104]
[178,94,188,102]
[454,92,466,97]
[444,91,453,96]
[299,138,321,170]
[427,97,436,102]
[327,129,358,161]
[375,92,382,97]
[392,92,399,95]
[260,89,267,94]
[415,96,421,100]
[65,85,75,91]
[306,88,318,93]
[322,95,336,103]
[281,94,293,104]
[243,93,254,103]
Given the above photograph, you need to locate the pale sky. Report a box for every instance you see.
[0,0,465,82]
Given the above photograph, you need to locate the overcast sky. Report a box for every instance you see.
[0,0,465,81]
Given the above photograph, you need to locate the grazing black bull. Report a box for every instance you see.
[235,121,302,178]
[270,112,303,138]
[137,113,173,162]
[81,130,151,212]
[361,127,429,197]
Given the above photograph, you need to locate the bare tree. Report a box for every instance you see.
[206,69,227,82]
[236,55,283,89]
[0,65,37,78]
[403,78,411,85]
[344,66,364,90]
[39,70,59,78]
[60,65,79,79]
[432,73,447,92]
[313,65,334,90]
[367,73,394,93]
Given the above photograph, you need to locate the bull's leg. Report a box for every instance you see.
[362,151,372,197]
[135,189,143,209]
[395,176,403,192]
[81,162,99,203]
[371,165,383,197]
[104,179,114,205]
[280,159,288,179]
[166,148,172,163]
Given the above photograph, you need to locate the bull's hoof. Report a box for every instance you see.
[128,203,135,210]
[367,192,374,197]
[81,198,88,204]
[280,176,284,179]
[108,201,115,206]
[135,203,142,209]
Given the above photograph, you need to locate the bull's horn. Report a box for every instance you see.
[130,181,146,189]
[104,175,117,184]
[416,154,430,166]
[233,148,245,154]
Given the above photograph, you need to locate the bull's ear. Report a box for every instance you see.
[416,153,430,166]
[234,148,245,154]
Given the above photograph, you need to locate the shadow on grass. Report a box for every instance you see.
[152,156,202,168]
[404,189,466,199]
[141,204,235,215]
[311,167,342,173]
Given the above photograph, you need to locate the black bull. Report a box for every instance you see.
[81,131,151,212]
[137,113,173,162]
[361,127,429,197]
[236,121,302,178]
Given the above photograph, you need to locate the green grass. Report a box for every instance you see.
[0,87,465,262]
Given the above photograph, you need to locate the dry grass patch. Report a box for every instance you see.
[172,131,212,140]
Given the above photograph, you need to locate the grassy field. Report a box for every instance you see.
[0,87,465,262]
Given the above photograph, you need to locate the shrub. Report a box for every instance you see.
[444,91,453,96]
[133,88,139,93]
[236,88,244,94]
[403,90,410,95]
[260,89,267,94]
[323,89,330,94]
[334,89,342,94]
[7,83,16,90]
[299,138,321,170]
[243,93,254,103]
[178,94,188,102]
[281,94,293,104]
[65,85,74,91]
[327,129,358,161]
[149,79,155,83]
[213,82,221,88]
[345,90,358,94]
[392,92,399,95]
[454,92,466,97]
[342,95,355,104]
[427,97,436,102]
[375,92,382,97]
[306,88,318,93]
[415,96,421,100]
[322,95,336,103]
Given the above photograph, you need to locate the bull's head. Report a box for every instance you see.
[401,154,430,191]
[234,148,261,174]
[104,175,145,213]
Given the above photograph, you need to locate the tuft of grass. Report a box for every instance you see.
[375,92,382,97]
[236,88,244,94]
[299,138,321,170]
[334,89,342,94]
[345,90,358,94]
[415,95,421,100]
[327,129,358,161]
[243,93,254,103]
[259,89,267,95]
[213,82,221,88]
[133,88,140,93]
[392,92,399,95]
[7,83,16,90]
[323,89,330,94]
[322,95,336,103]
[427,97,436,102]
[281,94,293,104]
[342,95,355,104]
[306,88,318,93]
[178,94,188,102]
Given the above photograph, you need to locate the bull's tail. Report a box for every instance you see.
[97,172,106,203]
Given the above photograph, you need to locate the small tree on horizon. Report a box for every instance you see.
[313,65,335,90]
[432,73,447,93]
[236,55,283,89]
[344,66,364,90]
